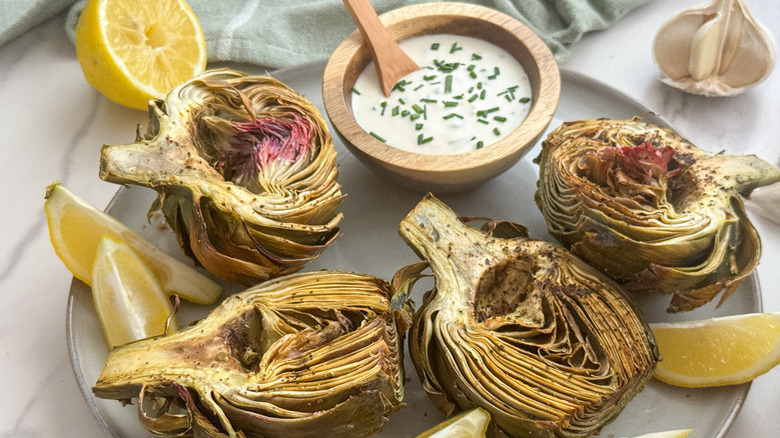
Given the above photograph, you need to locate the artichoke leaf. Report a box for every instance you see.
[396,194,659,438]
[535,118,780,312]
[93,270,410,438]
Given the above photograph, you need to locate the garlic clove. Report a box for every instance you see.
[745,181,780,226]
[653,0,775,97]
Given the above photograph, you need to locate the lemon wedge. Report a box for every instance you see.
[650,312,780,387]
[416,408,491,438]
[45,182,220,304]
[92,236,178,349]
[625,430,692,438]
[75,0,207,110]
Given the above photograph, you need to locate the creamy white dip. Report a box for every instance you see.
[351,34,532,155]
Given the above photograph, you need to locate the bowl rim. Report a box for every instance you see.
[323,1,561,175]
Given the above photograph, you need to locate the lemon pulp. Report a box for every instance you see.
[92,236,178,349]
[416,408,491,438]
[651,312,780,387]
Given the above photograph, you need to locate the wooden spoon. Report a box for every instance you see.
[343,0,419,97]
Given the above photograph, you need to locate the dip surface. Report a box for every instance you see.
[351,34,532,155]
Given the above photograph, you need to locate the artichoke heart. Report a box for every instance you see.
[99,69,344,285]
[92,270,412,438]
[396,195,659,438]
[534,118,780,312]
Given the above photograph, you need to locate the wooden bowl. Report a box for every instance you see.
[323,2,560,193]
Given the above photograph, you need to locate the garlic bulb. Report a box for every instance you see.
[653,0,775,97]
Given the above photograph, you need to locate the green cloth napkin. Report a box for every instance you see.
[0,0,77,46]
[3,0,650,66]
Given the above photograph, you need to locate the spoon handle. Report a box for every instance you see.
[343,0,419,97]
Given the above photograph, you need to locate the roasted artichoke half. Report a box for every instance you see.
[395,195,659,438]
[99,69,343,285]
[92,270,412,438]
[534,118,780,312]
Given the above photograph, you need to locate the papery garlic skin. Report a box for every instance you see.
[653,0,775,97]
[745,182,780,226]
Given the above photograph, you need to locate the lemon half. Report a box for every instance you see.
[75,0,207,109]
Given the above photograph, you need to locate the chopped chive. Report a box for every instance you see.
[420,98,438,103]
[410,113,422,121]
[480,89,486,100]
[453,94,464,100]
[468,94,479,103]
[476,141,484,149]
[415,123,424,131]
[519,97,531,103]
[417,133,433,145]
[431,42,440,50]
[493,127,501,136]
[443,113,464,120]
[423,104,428,120]
[477,82,483,89]
[444,75,453,93]
[398,98,406,104]
[369,132,386,142]
[477,119,489,124]
[467,64,476,71]
[414,84,424,91]
[380,101,387,116]
[401,110,411,117]
[392,79,411,92]
[352,87,361,95]
[434,59,459,73]
[449,42,462,53]
[443,100,459,107]
[392,106,399,116]
[468,86,475,93]
[429,81,441,85]
[423,74,437,81]
[487,67,500,80]
[471,53,482,60]
[498,86,519,102]
[493,116,507,122]
[412,104,424,113]
[476,107,499,118]
[469,71,477,79]
[470,136,477,141]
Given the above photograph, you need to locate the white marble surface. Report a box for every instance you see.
[1,0,778,437]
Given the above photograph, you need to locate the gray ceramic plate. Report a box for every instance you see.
[67,60,760,438]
